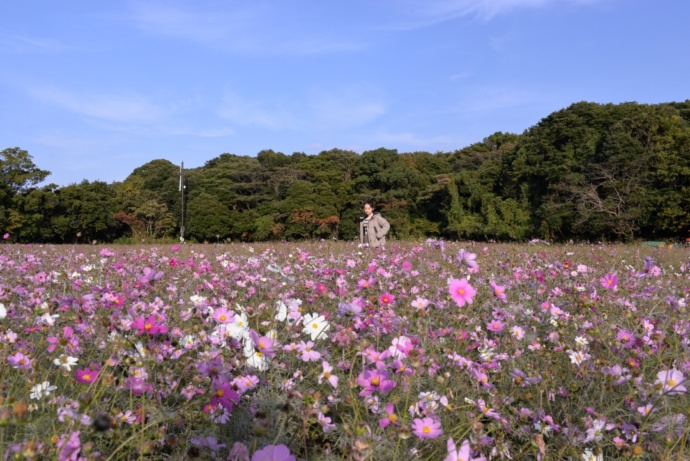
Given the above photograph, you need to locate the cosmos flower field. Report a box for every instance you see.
[0,240,688,460]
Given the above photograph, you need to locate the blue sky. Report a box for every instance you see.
[2,0,689,187]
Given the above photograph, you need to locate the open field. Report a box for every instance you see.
[0,240,688,460]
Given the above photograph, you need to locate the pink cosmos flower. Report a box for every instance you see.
[600,272,618,290]
[357,277,375,290]
[412,416,443,439]
[210,380,240,411]
[249,330,277,358]
[489,280,507,303]
[7,352,33,370]
[251,444,296,461]
[2,233,9,240]
[445,437,486,461]
[378,402,400,428]
[656,369,687,395]
[131,315,168,335]
[48,326,80,354]
[457,249,479,270]
[124,376,153,396]
[477,399,501,420]
[411,297,430,309]
[379,292,395,306]
[357,369,397,396]
[56,431,81,461]
[75,368,99,384]
[448,278,477,307]
[388,336,413,358]
[296,341,321,362]
[317,411,336,432]
[212,307,235,324]
[315,283,327,296]
[486,320,504,333]
[402,260,412,271]
[318,361,338,388]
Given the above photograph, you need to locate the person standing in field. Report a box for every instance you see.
[359,201,390,248]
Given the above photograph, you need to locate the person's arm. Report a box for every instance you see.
[377,215,390,237]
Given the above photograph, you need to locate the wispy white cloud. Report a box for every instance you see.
[128,1,364,55]
[217,85,387,131]
[453,84,544,114]
[0,33,72,53]
[29,86,168,123]
[307,87,387,129]
[217,91,298,130]
[382,0,602,29]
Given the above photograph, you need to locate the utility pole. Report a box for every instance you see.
[179,162,185,243]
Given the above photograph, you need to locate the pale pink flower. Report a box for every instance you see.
[448,278,477,307]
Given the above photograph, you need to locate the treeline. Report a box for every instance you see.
[2,100,690,244]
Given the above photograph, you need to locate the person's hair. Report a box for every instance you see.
[363,201,374,209]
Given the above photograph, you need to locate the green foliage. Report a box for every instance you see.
[185,192,233,242]
[4,100,690,243]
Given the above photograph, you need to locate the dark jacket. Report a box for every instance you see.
[359,213,390,248]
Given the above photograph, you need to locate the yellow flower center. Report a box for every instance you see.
[83,374,91,381]
[389,414,397,422]
[423,426,431,434]
[216,390,224,397]
[458,289,465,295]
[259,341,266,348]
[312,323,319,329]
[144,323,152,330]
[371,378,380,386]
[668,379,676,387]
[219,315,227,321]
[324,371,331,378]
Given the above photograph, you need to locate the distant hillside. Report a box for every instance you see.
[3,100,690,243]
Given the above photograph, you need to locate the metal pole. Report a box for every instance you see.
[180,162,185,243]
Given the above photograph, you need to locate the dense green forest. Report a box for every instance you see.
[3,100,690,244]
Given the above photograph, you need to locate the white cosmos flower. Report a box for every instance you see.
[0,303,6,320]
[243,339,269,370]
[227,312,250,340]
[302,313,330,341]
[53,354,79,371]
[36,313,59,326]
[30,381,57,400]
[275,301,288,322]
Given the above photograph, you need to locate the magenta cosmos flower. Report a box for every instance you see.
[448,278,477,307]
[357,369,397,396]
[600,272,618,290]
[379,292,395,306]
[75,368,99,384]
[489,280,507,303]
[131,315,168,335]
[412,416,443,439]
[210,380,240,411]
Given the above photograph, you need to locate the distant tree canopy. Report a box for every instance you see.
[3,100,690,243]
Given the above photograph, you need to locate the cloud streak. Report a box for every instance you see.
[0,33,72,53]
[382,0,602,29]
[29,86,168,123]
[129,1,364,55]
